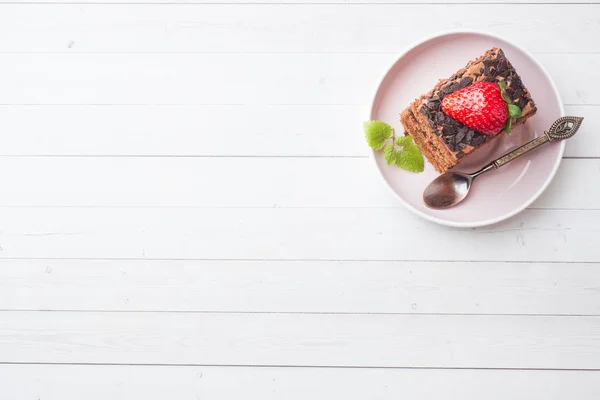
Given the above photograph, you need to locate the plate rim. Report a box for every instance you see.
[368,29,565,228]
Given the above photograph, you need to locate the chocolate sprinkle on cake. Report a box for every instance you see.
[399,48,537,173]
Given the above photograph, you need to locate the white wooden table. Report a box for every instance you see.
[0,1,599,399]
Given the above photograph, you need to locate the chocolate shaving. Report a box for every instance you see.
[458,77,473,89]
[436,111,446,124]
[417,48,535,157]
[464,130,475,145]
[442,125,457,139]
[512,89,523,100]
[471,134,486,147]
[446,82,458,93]
[497,59,508,73]
[455,129,466,144]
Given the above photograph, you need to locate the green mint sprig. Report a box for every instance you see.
[363,120,424,173]
[498,80,522,134]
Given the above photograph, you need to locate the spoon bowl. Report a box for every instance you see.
[422,116,583,210]
[423,172,472,209]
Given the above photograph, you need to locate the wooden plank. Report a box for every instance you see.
[1,365,600,400]
[0,105,595,157]
[565,106,598,157]
[0,157,594,209]
[1,312,600,368]
[0,208,596,261]
[1,0,595,4]
[0,4,598,54]
[532,159,599,209]
[0,53,597,106]
[1,259,599,315]
[0,104,367,157]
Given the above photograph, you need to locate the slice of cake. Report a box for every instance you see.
[400,48,537,173]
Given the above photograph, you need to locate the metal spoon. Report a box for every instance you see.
[423,116,584,209]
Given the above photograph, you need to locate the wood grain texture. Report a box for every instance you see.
[0,157,593,209]
[1,365,600,400]
[1,259,599,315]
[0,1,599,395]
[1,0,595,4]
[0,208,597,261]
[2,311,600,369]
[0,53,597,106]
[0,4,598,54]
[0,105,595,157]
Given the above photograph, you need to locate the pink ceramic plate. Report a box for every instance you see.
[370,31,564,228]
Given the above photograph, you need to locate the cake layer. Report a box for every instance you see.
[400,108,455,172]
[400,48,537,173]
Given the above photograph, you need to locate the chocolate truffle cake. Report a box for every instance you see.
[400,48,537,173]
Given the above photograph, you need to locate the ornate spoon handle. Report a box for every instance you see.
[473,116,583,177]
[492,134,549,168]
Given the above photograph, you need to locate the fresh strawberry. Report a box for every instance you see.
[441,81,509,136]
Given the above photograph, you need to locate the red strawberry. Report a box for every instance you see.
[441,81,508,136]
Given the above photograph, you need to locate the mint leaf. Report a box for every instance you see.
[396,144,424,173]
[383,144,397,165]
[363,121,424,173]
[395,135,413,147]
[508,104,521,118]
[363,120,393,150]
[396,135,424,172]
[504,117,513,134]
